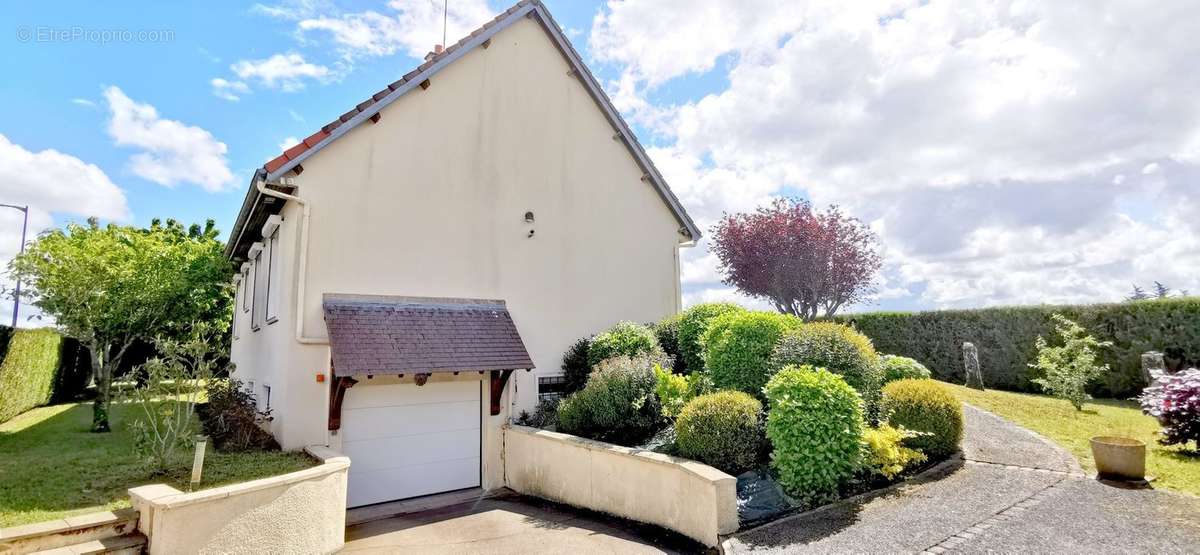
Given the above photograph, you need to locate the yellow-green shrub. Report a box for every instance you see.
[765,365,864,503]
[861,424,927,479]
[703,311,802,396]
[675,391,762,474]
[881,379,964,459]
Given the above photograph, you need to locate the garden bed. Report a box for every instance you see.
[0,401,315,528]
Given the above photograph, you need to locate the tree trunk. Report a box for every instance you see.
[90,340,112,433]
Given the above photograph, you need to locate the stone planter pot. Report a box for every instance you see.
[1090,436,1146,481]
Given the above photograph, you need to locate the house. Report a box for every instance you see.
[224,0,699,509]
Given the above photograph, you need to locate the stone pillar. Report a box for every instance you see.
[963,342,984,390]
[1141,351,1165,383]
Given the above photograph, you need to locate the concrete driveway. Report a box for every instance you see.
[725,405,1200,554]
[343,492,702,554]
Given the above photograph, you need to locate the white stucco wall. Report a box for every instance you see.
[230,14,689,454]
[503,425,738,547]
[128,446,348,555]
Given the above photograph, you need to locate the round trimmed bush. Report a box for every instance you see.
[764,365,864,503]
[769,323,882,399]
[561,336,593,394]
[654,313,687,374]
[674,391,762,474]
[587,321,664,368]
[557,355,663,445]
[881,378,963,459]
[703,311,802,396]
[880,354,932,384]
[678,303,746,374]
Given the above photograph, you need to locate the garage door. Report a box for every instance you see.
[340,379,481,508]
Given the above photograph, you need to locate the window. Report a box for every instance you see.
[265,228,280,323]
[241,265,251,313]
[232,277,240,339]
[537,375,568,401]
[250,242,264,330]
[261,383,272,411]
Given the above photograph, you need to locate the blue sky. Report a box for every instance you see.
[3,0,1200,325]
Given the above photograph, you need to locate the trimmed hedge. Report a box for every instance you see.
[840,298,1200,397]
[678,302,746,374]
[703,311,802,396]
[674,391,762,474]
[881,379,964,460]
[0,329,61,422]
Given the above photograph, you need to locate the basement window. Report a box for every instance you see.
[537,375,568,401]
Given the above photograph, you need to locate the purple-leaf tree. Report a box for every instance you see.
[710,199,882,320]
[1139,368,1200,451]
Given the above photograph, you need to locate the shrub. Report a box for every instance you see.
[880,354,932,384]
[838,297,1200,397]
[587,321,664,368]
[1029,314,1113,410]
[881,379,963,459]
[678,303,746,374]
[770,323,882,409]
[515,398,561,430]
[655,364,691,418]
[561,336,593,394]
[675,391,762,474]
[764,365,864,503]
[0,328,64,423]
[654,314,687,374]
[704,311,802,396]
[1139,368,1200,450]
[861,424,927,480]
[557,355,663,445]
[201,378,279,452]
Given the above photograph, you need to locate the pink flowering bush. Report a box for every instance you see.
[1138,368,1200,450]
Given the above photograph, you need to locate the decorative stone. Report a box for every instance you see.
[964,342,984,390]
[1141,351,1166,383]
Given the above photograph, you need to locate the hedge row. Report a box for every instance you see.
[840,298,1200,398]
[0,326,91,423]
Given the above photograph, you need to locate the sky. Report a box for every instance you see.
[2,0,1199,326]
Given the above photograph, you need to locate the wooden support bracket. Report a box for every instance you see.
[369,112,381,124]
[419,79,431,90]
[328,376,358,431]
[489,369,515,416]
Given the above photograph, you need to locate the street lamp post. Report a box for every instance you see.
[0,204,29,327]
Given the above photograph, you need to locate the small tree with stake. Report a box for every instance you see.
[11,218,232,432]
[710,198,881,320]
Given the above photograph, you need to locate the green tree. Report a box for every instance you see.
[1029,313,1113,410]
[12,218,233,432]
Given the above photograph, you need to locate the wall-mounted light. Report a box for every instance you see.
[524,211,535,223]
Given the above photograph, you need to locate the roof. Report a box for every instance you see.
[322,294,534,376]
[225,0,700,260]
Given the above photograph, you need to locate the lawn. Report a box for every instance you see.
[944,383,1200,497]
[0,400,316,528]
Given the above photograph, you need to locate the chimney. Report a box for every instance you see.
[424,44,445,61]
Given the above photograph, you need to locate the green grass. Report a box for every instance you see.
[0,401,316,528]
[944,383,1200,497]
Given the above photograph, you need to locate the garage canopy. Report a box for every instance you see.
[322,294,534,376]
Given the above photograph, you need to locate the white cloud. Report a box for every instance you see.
[210,78,250,101]
[104,86,234,192]
[296,0,495,60]
[0,134,131,326]
[591,0,1200,309]
[70,98,96,108]
[278,136,300,152]
[288,109,305,122]
[230,53,330,92]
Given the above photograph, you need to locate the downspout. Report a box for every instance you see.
[255,177,326,345]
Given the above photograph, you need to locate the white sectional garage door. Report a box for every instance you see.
[340,379,481,508]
